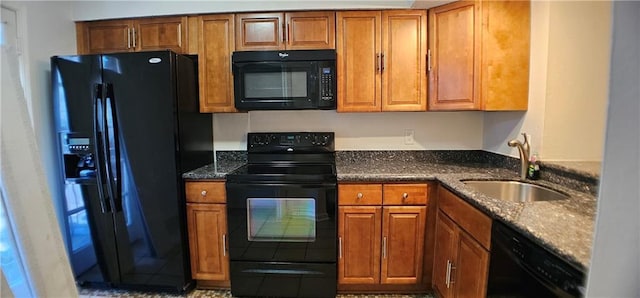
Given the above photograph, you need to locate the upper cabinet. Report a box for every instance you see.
[196,14,237,113]
[235,11,335,51]
[428,0,530,110]
[336,10,427,112]
[77,16,189,54]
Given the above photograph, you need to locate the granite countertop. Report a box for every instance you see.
[183,151,597,272]
[337,159,596,272]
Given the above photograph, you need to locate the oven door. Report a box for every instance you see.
[226,182,337,263]
[233,61,319,110]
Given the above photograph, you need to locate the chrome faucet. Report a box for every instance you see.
[508,133,530,180]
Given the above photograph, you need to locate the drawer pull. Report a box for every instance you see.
[201,190,207,197]
[357,192,363,199]
[402,192,409,199]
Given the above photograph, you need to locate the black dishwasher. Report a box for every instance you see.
[487,221,586,298]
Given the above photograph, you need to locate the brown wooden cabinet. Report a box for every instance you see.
[196,14,236,113]
[185,181,230,286]
[77,16,188,54]
[432,187,491,298]
[338,183,427,288]
[428,0,530,111]
[336,10,427,112]
[235,11,335,51]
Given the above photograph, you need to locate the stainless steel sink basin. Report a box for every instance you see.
[462,180,569,202]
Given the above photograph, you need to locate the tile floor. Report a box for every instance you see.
[78,287,434,298]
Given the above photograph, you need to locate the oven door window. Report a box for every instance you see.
[247,198,316,242]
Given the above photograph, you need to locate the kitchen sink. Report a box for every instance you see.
[462,180,569,202]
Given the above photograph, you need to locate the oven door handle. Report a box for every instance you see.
[226,182,337,188]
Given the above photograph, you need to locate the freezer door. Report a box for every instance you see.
[51,55,121,285]
[101,51,190,290]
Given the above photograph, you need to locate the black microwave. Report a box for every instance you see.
[232,50,336,110]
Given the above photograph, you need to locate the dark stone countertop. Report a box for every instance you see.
[337,159,596,272]
[182,150,596,272]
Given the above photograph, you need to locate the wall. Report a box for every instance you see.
[586,2,640,296]
[484,1,611,161]
[72,0,416,21]
[1,0,77,233]
[213,111,484,151]
[1,1,78,296]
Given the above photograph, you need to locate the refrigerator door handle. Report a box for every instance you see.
[93,83,111,213]
[104,83,123,212]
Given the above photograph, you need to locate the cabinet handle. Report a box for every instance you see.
[339,237,343,259]
[445,260,452,288]
[201,190,207,197]
[427,49,432,73]
[450,264,456,286]
[375,54,381,73]
[282,23,286,43]
[402,192,409,200]
[357,192,363,199]
[381,53,385,73]
[287,23,291,44]
[132,28,136,48]
[382,236,387,259]
[222,234,227,257]
[127,28,131,49]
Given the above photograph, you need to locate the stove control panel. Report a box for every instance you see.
[248,132,335,152]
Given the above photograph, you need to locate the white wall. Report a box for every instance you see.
[483,1,611,161]
[71,0,416,21]
[2,0,77,226]
[1,1,78,296]
[541,1,610,161]
[213,111,484,151]
[585,2,640,296]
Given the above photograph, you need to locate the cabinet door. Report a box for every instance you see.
[381,10,427,112]
[198,14,237,113]
[77,19,134,54]
[432,211,457,298]
[454,230,490,297]
[235,13,284,51]
[285,11,335,50]
[134,16,188,53]
[381,206,426,284]
[428,1,481,110]
[186,203,229,281]
[338,206,382,284]
[336,11,382,112]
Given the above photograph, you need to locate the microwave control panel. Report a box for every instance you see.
[320,67,335,102]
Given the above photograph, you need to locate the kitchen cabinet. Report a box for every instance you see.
[432,187,491,297]
[338,183,427,288]
[76,16,188,54]
[428,0,530,110]
[336,10,427,112]
[235,11,335,51]
[185,181,230,286]
[195,14,237,113]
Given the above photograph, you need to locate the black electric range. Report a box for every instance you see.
[225,132,337,298]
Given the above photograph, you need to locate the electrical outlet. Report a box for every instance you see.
[404,129,415,145]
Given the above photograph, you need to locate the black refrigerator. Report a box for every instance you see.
[50,51,212,292]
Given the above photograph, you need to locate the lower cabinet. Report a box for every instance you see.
[338,183,428,289]
[432,187,491,298]
[185,181,230,286]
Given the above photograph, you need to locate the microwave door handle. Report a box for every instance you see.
[92,83,110,214]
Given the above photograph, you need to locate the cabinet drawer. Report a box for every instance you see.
[185,181,226,203]
[438,187,491,249]
[383,184,428,205]
[339,184,383,206]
